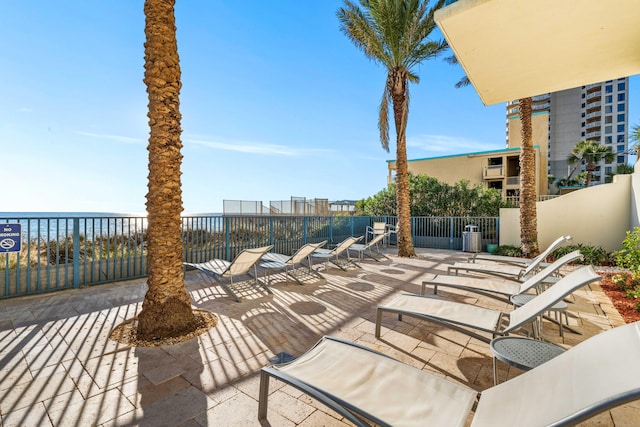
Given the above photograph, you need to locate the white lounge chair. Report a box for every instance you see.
[312,236,363,271]
[447,237,572,282]
[183,245,273,302]
[348,232,390,262]
[260,240,327,284]
[425,250,582,302]
[376,265,601,343]
[365,222,386,243]
[258,321,640,427]
[468,235,571,267]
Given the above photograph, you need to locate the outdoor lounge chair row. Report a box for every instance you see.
[183,235,388,301]
[259,264,640,426]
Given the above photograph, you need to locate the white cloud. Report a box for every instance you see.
[185,135,334,157]
[407,134,505,157]
[76,131,146,145]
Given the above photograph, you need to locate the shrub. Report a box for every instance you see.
[493,245,523,257]
[614,227,640,271]
[550,244,613,266]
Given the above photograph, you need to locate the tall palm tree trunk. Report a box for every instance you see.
[391,72,416,257]
[137,0,197,340]
[519,97,539,257]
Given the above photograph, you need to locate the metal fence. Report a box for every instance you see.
[0,214,498,299]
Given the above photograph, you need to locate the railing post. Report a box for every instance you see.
[73,218,80,288]
[449,217,454,250]
[225,216,231,261]
[329,216,334,244]
[303,217,308,244]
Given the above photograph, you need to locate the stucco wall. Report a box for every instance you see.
[499,172,633,252]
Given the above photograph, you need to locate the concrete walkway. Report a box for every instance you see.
[0,248,637,426]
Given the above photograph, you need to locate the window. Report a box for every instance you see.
[582,93,585,98]
[605,85,613,93]
[606,95,613,103]
[581,103,586,108]
[605,126,612,134]
[605,166,613,175]
[618,103,625,112]
[581,122,585,127]
[581,112,585,117]
[605,136,612,144]
[605,116,613,124]
[605,105,613,114]
[618,155,625,164]
[617,145,625,153]
[618,82,626,91]
[618,93,625,102]
[581,132,585,137]
[618,114,625,122]
[618,124,625,133]
[617,135,625,143]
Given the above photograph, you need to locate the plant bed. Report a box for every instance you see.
[597,272,640,323]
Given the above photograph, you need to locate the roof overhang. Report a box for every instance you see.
[435,0,640,105]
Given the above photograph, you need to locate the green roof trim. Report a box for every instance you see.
[387,146,540,164]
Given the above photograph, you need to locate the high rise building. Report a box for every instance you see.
[506,77,629,189]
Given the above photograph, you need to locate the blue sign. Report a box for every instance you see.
[0,223,22,253]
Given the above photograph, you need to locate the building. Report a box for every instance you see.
[506,78,630,187]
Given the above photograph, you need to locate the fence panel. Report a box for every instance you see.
[0,214,498,299]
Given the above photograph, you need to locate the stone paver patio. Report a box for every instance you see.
[0,248,638,426]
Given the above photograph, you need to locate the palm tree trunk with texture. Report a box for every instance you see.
[518,97,540,257]
[137,0,197,340]
[391,71,416,258]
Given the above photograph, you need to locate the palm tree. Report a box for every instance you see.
[567,140,615,188]
[447,56,539,257]
[518,97,539,257]
[136,0,198,340]
[337,0,448,257]
[631,123,640,153]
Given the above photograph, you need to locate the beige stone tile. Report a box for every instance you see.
[0,370,77,413]
[48,387,136,426]
[266,389,316,424]
[0,402,53,427]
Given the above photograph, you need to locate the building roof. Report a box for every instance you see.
[387,146,530,164]
[435,0,640,105]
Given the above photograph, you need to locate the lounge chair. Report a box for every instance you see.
[260,240,327,284]
[468,234,571,267]
[365,222,386,244]
[258,321,640,427]
[348,232,390,262]
[312,236,363,271]
[447,237,572,281]
[376,265,601,343]
[425,250,582,302]
[183,245,273,302]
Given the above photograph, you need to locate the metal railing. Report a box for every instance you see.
[1,214,498,299]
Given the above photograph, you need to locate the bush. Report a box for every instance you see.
[493,245,523,257]
[550,244,613,266]
[614,227,640,271]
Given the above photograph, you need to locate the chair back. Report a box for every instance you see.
[473,321,640,426]
[506,265,601,333]
[226,245,274,276]
[289,241,327,265]
[522,235,572,276]
[372,222,386,234]
[516,249,582,294]
[332,236,362,255]
[365,232,387,249]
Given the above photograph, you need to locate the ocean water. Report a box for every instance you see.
[0,212,222,241]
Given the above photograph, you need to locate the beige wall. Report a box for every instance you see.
[390,154,488,187]
[500,172,635,252]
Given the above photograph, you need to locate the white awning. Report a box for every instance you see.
[435,0,640,105]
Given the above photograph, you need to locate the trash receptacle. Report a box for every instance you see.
[462,224,481,252]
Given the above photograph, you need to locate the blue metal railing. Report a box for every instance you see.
[0,214,497,299]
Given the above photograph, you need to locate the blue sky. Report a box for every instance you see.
[1,1,638,214]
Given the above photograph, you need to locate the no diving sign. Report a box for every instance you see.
[0,224,22,253]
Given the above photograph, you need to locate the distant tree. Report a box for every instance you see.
[361,174,508,217]
[567,140,615,187]
[338,0,448,257]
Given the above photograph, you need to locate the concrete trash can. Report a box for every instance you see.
[462,224,481,252]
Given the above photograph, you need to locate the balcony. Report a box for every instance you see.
[506,176,520,186]
[483,165,504,179]
[586,131,602,139]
